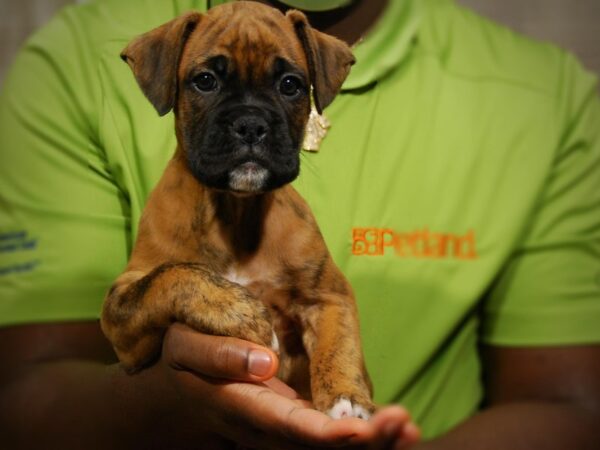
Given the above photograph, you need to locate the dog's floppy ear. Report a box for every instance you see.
[121,11,202,116]
[287,10,355,114]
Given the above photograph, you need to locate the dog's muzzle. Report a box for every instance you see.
[227,111,271,192]
[185,103,300,194]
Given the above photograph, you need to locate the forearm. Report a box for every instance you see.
[0,360,212,450]
[0,322,424,450]
[415,402,600,450]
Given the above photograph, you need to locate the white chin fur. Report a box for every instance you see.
[229,165,269,192]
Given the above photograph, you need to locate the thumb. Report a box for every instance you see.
[163,323,279,382]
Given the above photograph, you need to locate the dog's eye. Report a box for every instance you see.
[279,76,302,97]
[193,72,218,92]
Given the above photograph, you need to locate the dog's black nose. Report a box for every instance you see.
[231,116,269,145]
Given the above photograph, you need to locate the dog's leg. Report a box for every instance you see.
[298,284,375,419]
[101,262,274,372]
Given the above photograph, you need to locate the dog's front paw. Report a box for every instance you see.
[327,396,374,420]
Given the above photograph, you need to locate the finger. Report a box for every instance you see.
[262,377,302,400]
[229,412,374,450]
[394,422,421,450]
[163,323,279,382]
[371,407,420,450]
[218,381,377,447]
[176,370,374,448]
[367,406,411,450]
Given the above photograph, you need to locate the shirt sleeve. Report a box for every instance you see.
[0,8,130,326]
[482,53,600,346]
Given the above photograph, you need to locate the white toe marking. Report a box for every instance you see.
[352,404,371,420]
[327,397,371,420]
[328,397,354,419]
[271,331,280,353]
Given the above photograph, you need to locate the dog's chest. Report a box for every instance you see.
[224,266,304,356]
[223,267,253,288]
[222,264,290,311]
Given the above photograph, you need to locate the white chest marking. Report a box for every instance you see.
[223,268,252,287]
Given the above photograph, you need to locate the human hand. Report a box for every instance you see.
[156,323,420,449]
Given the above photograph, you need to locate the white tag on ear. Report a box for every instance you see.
[302,92,331,152]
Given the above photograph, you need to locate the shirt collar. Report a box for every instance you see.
[343,0,421,90]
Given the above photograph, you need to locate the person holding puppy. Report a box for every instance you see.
[1,0,599,449]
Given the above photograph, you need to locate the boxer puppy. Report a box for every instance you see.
[101,1,374,419]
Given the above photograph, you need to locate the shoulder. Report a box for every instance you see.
[1,0,210,142]
[25,0,204,51]
[418,0,597,101]
[4,0,210,96]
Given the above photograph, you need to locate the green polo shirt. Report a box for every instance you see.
[1,0,599,439]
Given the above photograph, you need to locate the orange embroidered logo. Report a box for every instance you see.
[352,228,478,259]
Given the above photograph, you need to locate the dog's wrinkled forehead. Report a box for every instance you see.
[120,1,353,117]
[180,3,306,82]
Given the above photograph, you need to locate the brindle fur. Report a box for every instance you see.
[101,2,373,415]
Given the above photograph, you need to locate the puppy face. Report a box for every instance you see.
[176,7,311,193]
[121,2,355,194]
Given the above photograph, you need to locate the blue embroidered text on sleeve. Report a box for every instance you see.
[0,230,40,276]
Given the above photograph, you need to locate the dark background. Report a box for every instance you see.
[1,0,599,85]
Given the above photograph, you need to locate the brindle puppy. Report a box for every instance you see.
[101,1,374,419]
